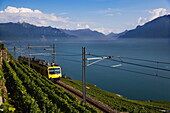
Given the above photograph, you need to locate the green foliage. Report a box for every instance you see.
[0,103,15,113]
[4,56,169,113]
[61,79,170,113]
[3,56,169,113]
[2,59,41,113]
[9,60,58,112]
[18,56,48,77]
[138,100,170,110]
[2,59,98,113]
[0,70,5,83]
[18,62,98,113]
[0,68,15,113]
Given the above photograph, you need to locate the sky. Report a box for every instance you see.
[0,0,170,34]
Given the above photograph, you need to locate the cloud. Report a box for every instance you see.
[98,8,121,17]
[59,12,68,15]
[93,27,113,34]
[137,8,170,25]
[100,8,113,13]
[107,14,114,16]
[149,8,168,21]
[3,6,36,13]
[137,17,148,25]
[85,24,90,29]
[75,23,91,29]
[0,6,116,34]
[0,6,68,27]
[75,23,113,34]
[0,6,100,32]
[77,23,81,27]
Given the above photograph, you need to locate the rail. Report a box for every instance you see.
[55,81,117,113]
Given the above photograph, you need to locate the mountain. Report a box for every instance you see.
[0,22,77,41]
[62,29,106,40]
[106,30,128,39]
[119,15,170,39]
[1,15,169,41]
[0,22,110,41]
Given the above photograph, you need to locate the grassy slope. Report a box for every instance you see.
[61,78,170,112]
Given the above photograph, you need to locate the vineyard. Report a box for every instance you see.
[1,59,98,113]
[61,79,170,113]
[1,43,170,113]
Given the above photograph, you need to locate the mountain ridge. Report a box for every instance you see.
[0,22,77,41]
[0,15,169,41]
[119,15,170,39]
[62,28,106,40]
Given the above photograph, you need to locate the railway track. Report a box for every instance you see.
[55,81,117,113]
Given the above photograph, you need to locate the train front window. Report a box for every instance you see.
[49,68,60,74]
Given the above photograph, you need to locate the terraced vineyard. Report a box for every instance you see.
[1,43,170,113]
[61,79,170,113]
[2,59,98,113]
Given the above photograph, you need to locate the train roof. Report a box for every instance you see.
[19,56,60,67]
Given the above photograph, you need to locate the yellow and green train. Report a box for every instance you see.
[18,56,62,80]
[47,66,62,79]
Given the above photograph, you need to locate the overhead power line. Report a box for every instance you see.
[29,53,56,55]
[27,44,56,67]
[120,56,170,64]
[6,45,170,80]
[57,50,81,54]
[57,57,81,63]
[93,63,170,80]
[89,54,170,72]
[57,54,82,56]
[57,57,170,80]
[29,45,53,48]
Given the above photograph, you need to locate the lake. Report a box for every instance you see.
[6,39,170,101]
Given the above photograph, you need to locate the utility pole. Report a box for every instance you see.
[52,44,56,64]
[27,44,56,67]
[81,54,122,104]
[28,44,30,67]
[82,47,86,104]
[14,46,16,60]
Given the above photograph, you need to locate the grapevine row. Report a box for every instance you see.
[62,79,162,113]
[20,61,97,112]
[2,59,41,113]
[9,60,60,113]
[10,60,98,113]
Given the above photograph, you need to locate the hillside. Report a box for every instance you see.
[0,23,107,41]
[106,30,128,39]
[0,22,124,41]
[1,44,170,112]
[1,15,169,41]
[119,15,170,39]
[61,78,170,113]
[0,45,98,112]
[62,29,106,40]
[0,22,77,41]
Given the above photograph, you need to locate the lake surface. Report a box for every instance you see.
[6,39,170,101]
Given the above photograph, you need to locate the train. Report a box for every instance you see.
[18,56,62,80]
